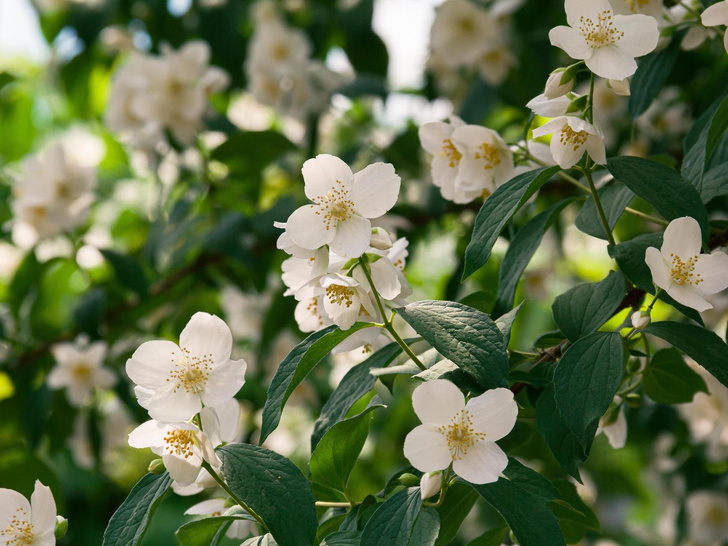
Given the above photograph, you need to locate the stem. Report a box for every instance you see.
[624,207,669,227]
[587,72,596,124]
[201,461,268,532]
[646,289,663,313]
[583,166,616,246]
[678,0,701,17]
[315,501,353,508]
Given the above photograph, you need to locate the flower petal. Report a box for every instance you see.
[565,0,612,27]
[210,398,242,444]
[185,498,226,516]
[453,441,508,484]
[585,134,607,165]
[403,424,452,472]
[586,46,637,81]
[301,154,353,202]
[179,312,232,364]
[419,122,454,155]
[84,341,108,367]
[147,384,202,422]
[93,367,118,389]
[614,14,659,57]
[701,1,728,27]
[128,420,166,449]
[693,252,728,295]
[549,26,592,60]
[412,379,465,425]
[350,163,401,219]
[164,453,202,486]
[599,406,627,449]
[30,481,56,533]
[369,259,402,301]
[645,246,671,291]
[126,340,180,390]
[286,205,336,251]
[329,214,372,258]
[200,358,247,408]
[465,388,518,442]
[666,283,713,312]
[661,217,702,261]
[0,488,30,529]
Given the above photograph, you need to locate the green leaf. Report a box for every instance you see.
[575,184,634,240]
[435,482,479,546]
[628,34,681,118]
[553,332,625,450]
[463,166,560,280]
[683,94,728,186]
[176,516,251,546]
[553,480,599,531]
[211,130,296,179]
[701,163,728,203]
[100,249,149,297]
[312,343,401,449]
[409,508,440,546]
[309,398,385,493]
[217,444,318,546]
[493,198,577,317]
[337,74,388,99]
[495,303,523,344]
[466,526,509,546]
[241,535,278,546]
[536,385,587,481]
[396,301,509,389]
[643,348,709,404]
[321,531,362,545]
[473,478,566,546]
[8,250,43,321]
[102,472,172,546]
[606,157,709,240]
[552,271,625,342]
[73,287,106,338]
[644,322,728,389]
[550,480,600,544]
[259,323,371,444]
[360,488,423,546]
[503,458,560,504]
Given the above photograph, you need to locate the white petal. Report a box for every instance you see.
[126,340,179,389]
[84,341,108,367]
[526,94,572,117]
[0,489,30,529]
[329,214,371,258]
[185,498,226,516]
[200,406,223,447]
[403,424,452,472]
[586,46,638,81]
[164,454,202,486]
[286,205,335,250]
[549,26,592,60]
[666,283,713,312]
[301,154,353,202]
[661,217,702,261]
[66,383,91,407]
[465,388,518,442]
[694,252,728,295]
[419,122,454,155]
[599,406,627,449]
[179,312,232,364]
[147,385,202,422]
[350,163,401,219]
[531,117,566,138]
[645,246,671,291]
[210,398,242,444]
[453,441,508,484]
[701,1,728,26]
[200,358,247,407]
[369,259,401,300]
[30,481,56,533]
[134,386,155,409]
[322,283,361,331]
[46,366,70,389]
[585,134,607,165]
[93,368,118,389]
[565,0,612,27]
[128,420,165,449]
[550,132,585,169]
[412,379,465,425]
[614,14,659,57]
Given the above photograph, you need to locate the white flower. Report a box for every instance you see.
[419,118,468,203]
[526,93,576,118]
[609,0,665,20]
[319,274,377,331]
[597,401,627,448]
[686,491,728,545]
[702,1,728,53]
[295,296,332,333]
[549,0,659,80]
[47,339,116,407]
[532,116,606,169]
[430,0,498,68]
[219,286,270,342]
[403,380,517,484]
[0,481,57,546]
[420,472,443,500]
[284,155,401,258]
[128,417,221,486]
[544,70,575,99]
[476,42,518,86]
[630,310,651,329]
[125,312,247,422]
[645,217,728,312]
[184,499,256,540]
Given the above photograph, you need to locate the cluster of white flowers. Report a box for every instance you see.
[10,143,96,249]
[428,0,523,94]
[244,3,344,119]
[106,41,229,148]
[277,154,411,347]
[0,481,61,546]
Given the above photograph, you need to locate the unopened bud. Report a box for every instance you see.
[54,516,68,539]
[631,310,651,330]
[625,393,642,408]
[607,78,630,97]
[398,473,420,487]
[420,472,442,500]
[370,227,394,251]
[148,458,166,474]
[544,70,575,99]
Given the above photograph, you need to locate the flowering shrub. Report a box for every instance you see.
[2,0,728,545]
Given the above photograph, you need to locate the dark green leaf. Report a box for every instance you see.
[217,444,317,546]
[240,535,277,546]
[102,472,172,546]
[495,303,523,345]
[683,94,728,186]
[176,516,251,546]
[552,271,625,341]
[553,332,625,450]
[100,249,149,297]
[396,301,509,389]
[409,508,440,546]
[361,488,423,546]
[463,166,560,280]
[321,531,362,545]
[629,34,681,118]
[337,74,388,99]
[554,480,599,530]
[435,482,479,546]
[466,526,509,546]
[503,458,559,504]
[259,323,371,444]
[575,184,634,240]
[312,342,402,449]
[606,157,709,240]
[8,251,42,320]
[643,348,709,404]
[701,163,728,203]
[73,288,106,337]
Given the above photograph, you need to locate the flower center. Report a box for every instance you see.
[669,253,703,286]
[72,363,93,383]
[579,11,624,48]
[441,139,462,169]
[272,44,289,62]
[626,0,649,13]
[458,17,476,34]
[0,508,35,546]
[559,125,588,151]
[438,410,485,460]
[168,349,211,394]
[325,285,355,308]
[706,505,728,526]
[164,429,196,458]
[474,143,501,170]
[313,180,355,230]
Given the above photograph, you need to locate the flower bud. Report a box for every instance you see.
[54,516,68,539]
[148,458,166,474]
[607,78,630,97]
[544,70,575,99]
[420,472,443,500]
[398,472,420,487]
[370,227,394,250]
[625,393,642,408]
[631,310,651,330]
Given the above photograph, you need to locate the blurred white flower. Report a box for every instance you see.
[219,286,271,342]
[702,1,728,53]
[597,399,627,448]
[532,116,606,169]
[686,490,728,545]
[0,481,57,546]
[549,0,659,80]
[403,380,517,484]
[636,86,692,143]
[430,0,498,68]
[125,312,247,422]
[184,499,256,540]
[645,217,728,312]
[48,339,116,407]
[609,0,665,20]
